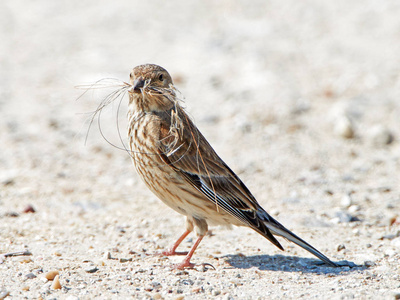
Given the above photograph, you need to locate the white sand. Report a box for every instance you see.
[1,1,399,299]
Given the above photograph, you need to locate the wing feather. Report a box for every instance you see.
[156,108,283,250]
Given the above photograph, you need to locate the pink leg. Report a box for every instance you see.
[160,230,191,256]
[173,235,204,270]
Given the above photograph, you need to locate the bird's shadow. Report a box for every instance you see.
[223,254,363,275]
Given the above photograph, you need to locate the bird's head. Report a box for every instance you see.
[129,64,176,112]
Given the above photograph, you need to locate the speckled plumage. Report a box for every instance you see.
[127,64,337,269]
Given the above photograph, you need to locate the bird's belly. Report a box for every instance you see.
[133,157,241,227]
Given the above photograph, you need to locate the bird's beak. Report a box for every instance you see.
[133,77,145,93]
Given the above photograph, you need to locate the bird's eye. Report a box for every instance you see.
[158,74,164,81]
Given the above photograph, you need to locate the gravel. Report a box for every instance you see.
[1,0,400,299]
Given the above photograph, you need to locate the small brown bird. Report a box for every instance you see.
[126,64,337,269]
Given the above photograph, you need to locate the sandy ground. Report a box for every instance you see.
[1,1,400,299]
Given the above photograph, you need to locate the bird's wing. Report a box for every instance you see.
[155,106,338,267]
[156,110,284,250]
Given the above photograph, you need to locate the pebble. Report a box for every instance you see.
[381,234,397,240]
[45,270,59,281]
[97,260,105,266]
[348,205,360,213]
[337,244,346,252]
[391,237,400,248]
[0,170,16,186]
[364,260,376,268]
[151,282,162,290]
[153,292,162,300]
[341,194,353,207]
[0,289,9,300]
[332,211,360,223]
[25,272,37,279]
[103,251,112,260]
[370,125,394,145]
[51,275,61,290]
[22,204,36,213]
[40,277,49,283]
[4,211,19,217]
[119,258,132,263]
[85,266,99,273]
[334,116,354,139]
[192,287,201,293]
[16,256,33,263]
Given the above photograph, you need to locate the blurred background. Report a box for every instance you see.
[0,0,399,297]
[1,0,398,207]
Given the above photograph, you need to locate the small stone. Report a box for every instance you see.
[348,205,360,213]
[85,266,99,273]
[151,282,162,289]
[22,205,36,213]
[25,272,37,279]
[45,270,59,281]
[370,125,394,145]
[54,251,62,257]
[381,234,396,240]
[174,296,185,300]
[364,260,376,267]
[0,288,9,300]
[0,170,16,186]
[51,275,61,290]
[212,290,221,296]
[17,256,32,263]
[153,292,162,300]
[391,237,400,248]
[22,286,30,291]
[334,211,360,223]
[394,292,400,300]
[103,251,112,260]
[334,116,354,139]
[341,194,352,207]
[4,211,19,217]
[192,287,201,293]
[119,258,132,263]
[337,244,346,252]
[40,277,49,283]
[390,216,400,226]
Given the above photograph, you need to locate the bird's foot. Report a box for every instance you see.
[172,260,195,270]
[172,260,215,271]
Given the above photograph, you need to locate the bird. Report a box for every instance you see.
[126,63,338,269]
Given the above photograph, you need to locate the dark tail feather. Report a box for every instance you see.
[261,213,338,267]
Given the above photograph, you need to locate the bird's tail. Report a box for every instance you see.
[260,211,338,267]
